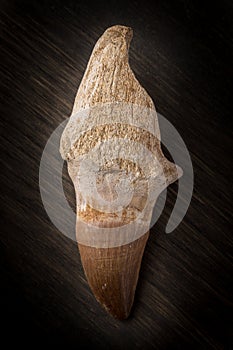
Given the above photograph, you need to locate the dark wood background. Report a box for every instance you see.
[0,0,232,348]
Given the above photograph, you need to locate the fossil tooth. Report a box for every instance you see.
[60,25,182,319]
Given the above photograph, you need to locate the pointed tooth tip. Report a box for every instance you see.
[99,299,132,320]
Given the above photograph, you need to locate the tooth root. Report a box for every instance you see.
[78,232,149,320]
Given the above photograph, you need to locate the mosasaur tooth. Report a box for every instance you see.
[60,25,182,319]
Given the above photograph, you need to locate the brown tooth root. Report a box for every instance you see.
[60,25,182,319]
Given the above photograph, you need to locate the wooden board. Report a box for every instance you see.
[0,0,232,348]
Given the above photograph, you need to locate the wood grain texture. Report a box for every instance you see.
[0,0,232,348]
